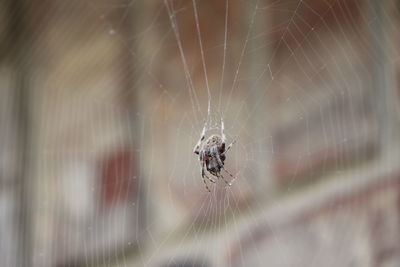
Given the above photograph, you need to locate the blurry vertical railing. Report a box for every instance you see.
[121,0,148,254]
[370,0,399,155]
[247,0,275,198]
[5,0,34,266]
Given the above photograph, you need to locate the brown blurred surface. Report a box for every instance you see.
[0,0,400,266]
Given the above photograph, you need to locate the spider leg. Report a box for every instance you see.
[201,167,211,192]
[201,153,215,192]
[207,177,216,184]
[221,117,226,146]
[222,167,236,183]
[220,118,236,155]
[222,140,236,155]
[217,172,231,186]
[194,120,207,154]
[203,169,216,184]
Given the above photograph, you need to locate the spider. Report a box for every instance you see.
[193,118,236,192]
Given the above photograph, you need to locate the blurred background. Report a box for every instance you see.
[1,0,400,266]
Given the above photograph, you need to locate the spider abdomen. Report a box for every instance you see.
[201,135,225,175]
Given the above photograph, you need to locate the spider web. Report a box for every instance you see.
[81,0,398,266]
[2,0,400,266]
